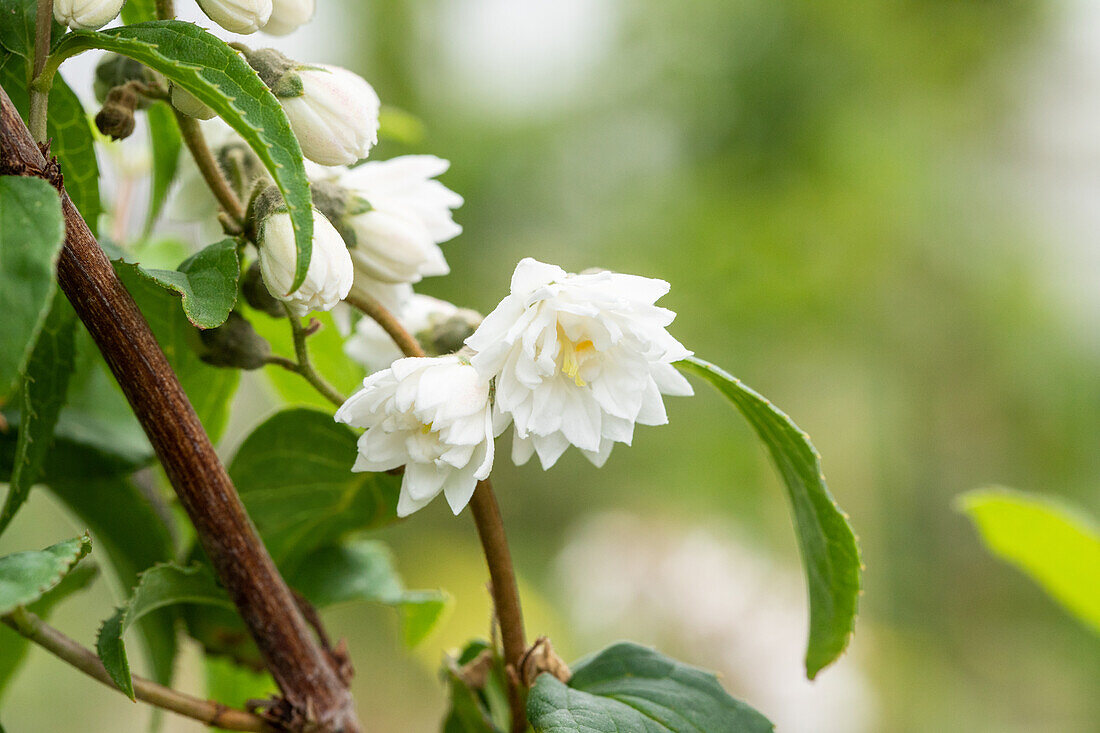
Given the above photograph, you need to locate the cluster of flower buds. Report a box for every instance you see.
[196,0,315,36]
[337,259,692,517]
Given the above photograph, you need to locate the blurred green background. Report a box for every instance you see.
[3,0,1100,730]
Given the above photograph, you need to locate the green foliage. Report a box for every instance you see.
[677,356,860,678]
[958,488,1100,633]
[0,535,91,615]
[527,643,773,733]
[0,0,63,64]
[228,408,400,565]
[0,293,76,538]
[0,562,97,701]
[115,259,240,441]
[119,0,157,24]
[97,563,234,700]
[0,176,65,401]
[0,55,101,233]
[203,657,275,733]
[50,21,315,290]
[144,103,181,235]
[287,539,450,647]
[443,641,509,733]
[129,239,241,330]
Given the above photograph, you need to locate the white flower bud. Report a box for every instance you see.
[335,355,495,517]
[170,85,215,120]
[258,208,353,316]
[53,0,124,30]
[196,0,273,34]
[280,65,380,166]
[467,258,694,469]
[262,0,315,35]
[337,156,462,284]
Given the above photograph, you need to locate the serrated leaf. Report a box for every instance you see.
[287,539,450,647]
[0,176,65,402]
[0,55,102,234]
[0,561,97,701]
[115,259,240,441]
[958,488,1100,633]
[677,356,861,678]
[51,21,314,289]
[128,239,240,329]
[0,293,77,538]
[0,535,91,616]
[228,408,400,565]
[97,563,233,700]
[527,643,774,733]
[144,102,181,235]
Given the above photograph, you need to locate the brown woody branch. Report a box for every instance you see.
[0,85,361,732]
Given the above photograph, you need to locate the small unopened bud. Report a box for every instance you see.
[196,0,272,34]
[54,0,124,29]
[170,84,216,120]
[241,261,286,317]
[198,311,272,369]
[96,87,139,141]
[94,55,154,109]
[262,0,315,35]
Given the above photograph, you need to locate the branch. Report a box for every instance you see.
[265,308,347,407]
[174,111,246,229]
[2,609,273,732]
[0,85,361,733]
[469,479,528,733]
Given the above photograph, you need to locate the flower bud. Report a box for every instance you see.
[94,55,154,109]
[95,86,139,141]
[198,311,272,370]
[257,206,353,316]
[54,0,124,29]
[277,63,381,166]
[196,0,273,34]
[262,0,315,35]
[170,84,216,120]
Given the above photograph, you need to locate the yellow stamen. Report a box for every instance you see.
[421,422,433,434]
[560,335,594,387]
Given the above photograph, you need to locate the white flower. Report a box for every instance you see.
[258,208,353,316]
[338,156,463,284]
[335,356,495,517]
[345,294,478,372]
[281,65,380,166]
[467,258,694,469]
[170,85,215,120]
[262,0,315,35]
[196,0,272,34]
[54,0,124,29]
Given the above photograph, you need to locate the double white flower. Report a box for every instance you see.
[336,356,495,517]
[258,208,353,316]
[467,258,694,469]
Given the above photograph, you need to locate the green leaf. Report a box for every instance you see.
[203,657,275,733]
[229,408,400,565]
[127,239,241,329]
[144,102,181,235]
[0,293,77,538]
[528,643,774,733]
[677,356,861,678]
[0,0,63,61]
[958,487,1100,633]
[0,562,97,701]
[0,535,91,616]
[287,539,450,647]
[97,563,233,700]
[115,259,240,441]
[0,55,102,234]
[51,21,315,290]
[120,0,157,24]
[0,176,65,401]
[443,641,508,733]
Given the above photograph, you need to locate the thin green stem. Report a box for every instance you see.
[2,609,273,732]
[174,111,246,229]
[274,304,347,407]
[28,0,54,142]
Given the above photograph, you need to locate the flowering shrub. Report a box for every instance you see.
[0,1,862,731]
